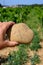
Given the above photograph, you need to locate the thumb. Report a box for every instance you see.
[4,40,19,47]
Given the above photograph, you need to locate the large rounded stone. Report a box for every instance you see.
[8,23,34,43]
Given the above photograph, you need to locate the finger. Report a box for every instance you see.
[7,41,19,47]
[4,40,19,47]
[2,22,15,35]
[2,22,15,30]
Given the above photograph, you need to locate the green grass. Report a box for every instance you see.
[3,46,29,65]
[29,30,41,51]
[30,53,40,65]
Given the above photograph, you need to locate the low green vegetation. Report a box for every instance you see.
[30,53,40,65]
[3,45,29,65]
[29,30,41,51]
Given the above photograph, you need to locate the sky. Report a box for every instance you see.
[0,0,43,6]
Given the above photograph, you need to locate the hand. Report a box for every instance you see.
[0,22,18,49]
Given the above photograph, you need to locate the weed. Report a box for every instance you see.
[29,30,41,51]
[30,53,40,65]
[3,46,29,65]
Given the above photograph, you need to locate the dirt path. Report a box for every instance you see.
[37,41,43,65]
[26,41,43,65]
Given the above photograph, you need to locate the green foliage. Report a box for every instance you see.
[0,5,43,25]
[30,53,40,65]
[3,47,28,65]
[29,30,41,51]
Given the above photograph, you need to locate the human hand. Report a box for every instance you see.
[0,22,18,49]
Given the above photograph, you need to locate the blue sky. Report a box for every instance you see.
[0,0,43,6]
